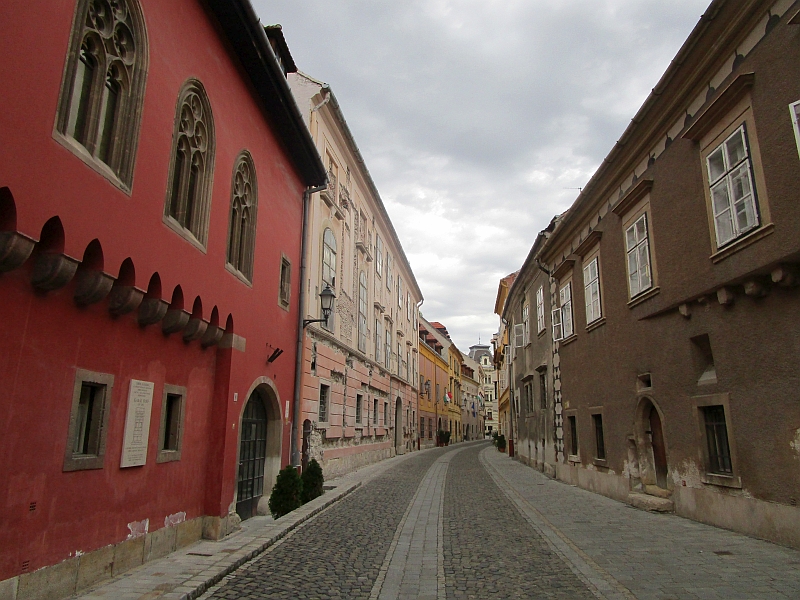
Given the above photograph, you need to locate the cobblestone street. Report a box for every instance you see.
[197,441,800,600]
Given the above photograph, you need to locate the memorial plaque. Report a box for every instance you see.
[120,379,155,468]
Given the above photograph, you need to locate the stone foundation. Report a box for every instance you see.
[0,515,233,600]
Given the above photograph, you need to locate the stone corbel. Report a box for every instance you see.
[74,269,115,306]
[137,297,170,326]
[183,317,208,342]
[0,231,35,272]
[162,309,190,334]
[201,324,224,347]
[108,285,145,316]
[716,287,735,306]
[31,252,79,291]
[744,279,768,298]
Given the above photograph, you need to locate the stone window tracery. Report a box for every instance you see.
[56,0,147,190]
[164,80,215,248]
[226,151,257,282]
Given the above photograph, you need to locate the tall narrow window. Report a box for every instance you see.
[358,271,368,353]
[356,394,363,425]
[376,235,383,276]
[385,329,392,370]
[279,258,291,308]
[164,80,215,247]
[375,319,382,362]
[322,228,337,329]
[539,371,547,410]
[158,385,186,463]
[522,304,529,344]
[568,415,578,457]
[373,398,379,425]
[56,0,147,189]
[553,282,573,340]
[318,384,329,422]
[626,214,652,298]
[593,414,605,460]
[703,406,732,474]
[707,125,759,247]
[536,286,545,333]
[226,152,258,281]
[583,257,602,324]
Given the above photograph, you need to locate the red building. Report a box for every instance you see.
[0,0,325,596]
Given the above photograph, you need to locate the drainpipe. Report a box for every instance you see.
[291,182,327,469]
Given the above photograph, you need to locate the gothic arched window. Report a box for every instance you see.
[164,80,215,248]
[56,0,148,190]
[226,151,257,281]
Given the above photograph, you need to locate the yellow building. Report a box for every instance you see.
[494,272,517,451]
[418,318,449,448]
[447,344,463,442]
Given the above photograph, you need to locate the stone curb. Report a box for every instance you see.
[159,481,362,600]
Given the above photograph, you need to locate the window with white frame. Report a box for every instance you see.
[375,318,382,362]
[583,257,601,324]
[790,101,800,160]
[385,328,392,370]
[386,253,392,291]
[398,277,403,309]
[536,286,545,333]
[522,303,529,345]
[625,214,652,298]
[376,235,383,276]
[706,124,759,247]
[552,282,573,341]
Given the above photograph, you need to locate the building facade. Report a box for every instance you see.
[0,1,326,596]
[469,343,496,437]
[513,0,800,549]
[460,354,484,441]
[418,319,450,447]
[289,72,423,478]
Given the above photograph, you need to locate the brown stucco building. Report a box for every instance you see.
[506,0,800,549]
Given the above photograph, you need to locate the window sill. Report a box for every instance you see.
[157,450,182,464]
[162,216,208,253]
[559,334,578,347]
[278,299,290,313]
[710,223,774,264]
[627,286,660,309]
[568,454,581,464]
[537,328,546,338]
[702,473,742,489]
[63,454,105,472]
[224,263,253,288]
[53,132,131,195]
[592,457,608,468]
[585,317,606,333]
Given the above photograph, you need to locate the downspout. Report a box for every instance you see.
[291,182,327,469]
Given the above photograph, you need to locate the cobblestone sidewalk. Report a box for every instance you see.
[482,446,800,600]
[72,450,425,600]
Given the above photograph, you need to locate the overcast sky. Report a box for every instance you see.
[253,0,710,352]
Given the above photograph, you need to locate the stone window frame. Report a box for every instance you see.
[355,393,363,426]
[790,100,800,160]
[691,392,742,489]
[278,255,291,311]
[565,409,580,464]
[683,76,772,263]
[318,382,330,424]
[163,79,216,251]
[156,384,186,463]
[54,0,148,193]
[590,407,607,466]
[617,192,660,307]
[63,369,115,472]
[536,285,546,334]
[581,246,605,329]
[552,278,575,343]
[225,150,258,284]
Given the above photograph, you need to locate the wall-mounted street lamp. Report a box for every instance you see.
[303,285,336,328]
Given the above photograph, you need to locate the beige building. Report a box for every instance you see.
[469,343,496,437]
[460,354,484,441]
[289,72,422,477]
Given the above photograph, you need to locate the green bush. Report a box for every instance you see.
[491,431,499,446]
[497,434,506,451]
[300,458,324,504]
[268,465,303,518]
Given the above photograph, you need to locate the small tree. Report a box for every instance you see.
[497,434,506,452]
[300,458,324,504]
[268,465,303,518]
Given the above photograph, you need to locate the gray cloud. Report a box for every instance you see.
[254,0,710,351]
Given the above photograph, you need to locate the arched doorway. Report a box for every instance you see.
[395,397,402,452]
[634,397,669,490]
[236,383,282,520]
[236,393,266,521]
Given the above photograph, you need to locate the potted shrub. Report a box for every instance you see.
[497,434,506,452]
[300,458,324,504]
[437,429,446,447]
[443,430,451,446]
[268,465,303,518]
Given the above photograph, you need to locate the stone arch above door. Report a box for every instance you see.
[633,396,670,490]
